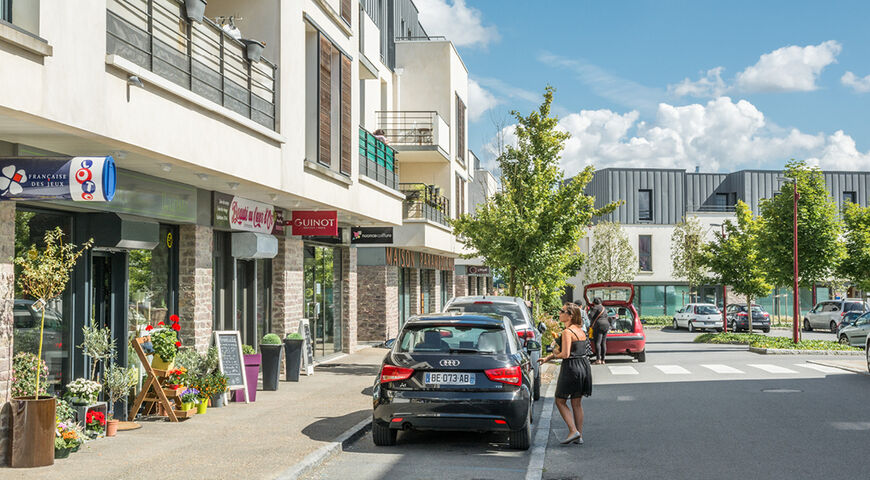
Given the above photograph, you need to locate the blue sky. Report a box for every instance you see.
[414,0,870,176]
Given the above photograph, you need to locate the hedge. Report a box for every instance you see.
[694,332,861,351]
[640,316,672,326]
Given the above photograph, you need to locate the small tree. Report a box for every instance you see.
[672,216,708,302]
[81,324,117,382]
[703,201,772,332]
[837,202,870,292]
[584,221,637,284]
[103,364,137,420]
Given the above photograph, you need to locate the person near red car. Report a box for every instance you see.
[589,298,609,365]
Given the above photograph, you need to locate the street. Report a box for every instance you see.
[303,329,868,480]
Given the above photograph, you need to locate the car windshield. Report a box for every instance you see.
[448,302,526,327]
[397,324,508,354]
[697,306,719,315]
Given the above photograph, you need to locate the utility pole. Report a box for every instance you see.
[792,179,801,344]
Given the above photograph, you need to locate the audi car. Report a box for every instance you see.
[372,313,539,450]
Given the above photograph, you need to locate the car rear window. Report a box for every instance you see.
[845,302,865,312]
[448,302,526,327]
[696,306,719,315]
[397,324,509,354]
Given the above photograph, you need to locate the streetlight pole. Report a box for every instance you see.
[792,179,801,344]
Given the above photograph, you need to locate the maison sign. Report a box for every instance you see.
[385,247,455,271]
[290,211,338,236]
[214,192,276,234]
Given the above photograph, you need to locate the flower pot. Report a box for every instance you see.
[54,448,71,460]
[183,0,207,23]
[260,344,283,391]
[283,338,304,382]
[10,396,56,468]
[151,356,174,371]
[240,39,265,62]
[196,402,208,414]
[106,419,119,437]
[233,353,261,402]
[181,402,194,411]
[211,394,225,408]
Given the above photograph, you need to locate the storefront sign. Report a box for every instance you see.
[385,247,455,271]
[291,210,338,236]
[273,209,285,235]
[468,266,490,275]
[213,192,276,234]
[213,331,249,403]
[351,227,393,244]
[0,156,116,201]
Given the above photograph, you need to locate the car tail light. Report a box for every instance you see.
[841,312,846,317]
[474,301,493,304]
[516,329,535,340]
[494,419,507,425]
[485,366,522,386]
[380,365,414,383]
[391,417,403,423]
[737,312,747,317]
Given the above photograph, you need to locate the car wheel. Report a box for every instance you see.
[716,328,723,333]
[803,319,812,332]
[533,371,541,401]
[372,421,397,446]
[729,321,736,332]
[839,335,849,345]
[509,406,531,450]
[830,321,837,333]
[672,318,679,330]
[762,327,770,333]
[635,350,646,362]
[866,343,870,372]
[688,321,695,333]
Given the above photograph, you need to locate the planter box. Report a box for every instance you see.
[11,396,56,468]
[283,339,304,382]
[260,344,283,391]
[233,353,261,402]
[240,39,265,62]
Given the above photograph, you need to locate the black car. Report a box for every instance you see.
[725,304,771,332]
[372,314,539,450]
[836,311,863,334]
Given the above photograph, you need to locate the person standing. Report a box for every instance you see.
[590,297,609,365]
[538,303,592,445]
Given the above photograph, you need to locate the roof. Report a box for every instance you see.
[451,296,522,305]
[407,314,506,326]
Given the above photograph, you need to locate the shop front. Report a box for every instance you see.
[454,264,493,298]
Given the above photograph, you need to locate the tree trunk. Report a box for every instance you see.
[747,296,753,333]
[508,266,517,297]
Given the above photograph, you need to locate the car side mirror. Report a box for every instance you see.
[537,323,547,334]
[524,340,541,352]
[384,338,396,349]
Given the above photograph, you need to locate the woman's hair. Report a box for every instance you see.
[563,303,583,326]
[374,129,385,135]
[592,297,602,305]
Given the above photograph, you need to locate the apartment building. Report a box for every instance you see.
[0,0,477,443]
[568,167,870,317]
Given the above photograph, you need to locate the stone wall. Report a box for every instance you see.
[340,247,357,353]
[409,268,421,316]
[272,237,304,337]
[178,224,213,353]
[357,265,399,342]
[455,274,468,298]
[0,202,14,465]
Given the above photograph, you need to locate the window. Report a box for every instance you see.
[340,0,351,25]
[843,191,857,205]
[309,29,352,176]
[638,235,652,271]
[637,189,652,221]
[714,193,729,209]
[397,324,509,354]
[1,0,10,22]
[456,94,466,165]
[455,173,466,218]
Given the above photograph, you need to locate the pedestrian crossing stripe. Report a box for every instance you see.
[654,365,691,374]
[601,363,848,376]
[608,366,639,375]
[747,364,799,374]
[701,364,744,374]
[798,363,849,374]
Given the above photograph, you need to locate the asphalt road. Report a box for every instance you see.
[302,329,868,480]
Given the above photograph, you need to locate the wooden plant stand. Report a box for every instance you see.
[128,336,190,422]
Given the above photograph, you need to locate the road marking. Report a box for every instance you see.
[617,395,635,401]
[525,380,556,480]
[701,364,744,374]
[831,422,870,431]
[797,363,849,374]
[748,364,798,374]
[608,366,639,375]
[655,365,691,374]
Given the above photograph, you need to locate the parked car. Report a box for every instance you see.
[838,312,870,347]
[674,303,723,332]
[443,296,542,400]
[725,304,771,333]
[866,332,870,372]
[803,299,870,333]
[372,313,538,450]
[13,300,66,388]
[837,311,864,334]
[583,282,646,362]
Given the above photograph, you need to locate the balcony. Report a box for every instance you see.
[399,183,450,227]
[376,111,450,162]
[687,204,737,213]
[106,0,278,130]
[359,127,398,190]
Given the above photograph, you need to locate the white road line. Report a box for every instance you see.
[798,363,849,374]
[608,366,639,375]
[748,364,799,374]
[655,365,691,374]
[525,380,556,480]
[701,364,744,374]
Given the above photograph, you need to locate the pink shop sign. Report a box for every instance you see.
[228,196,275,234]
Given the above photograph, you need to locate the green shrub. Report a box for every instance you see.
[242,344,256,355]
[285,333,303,340]
[640,316,672,326]
[694,332,861,351]
[11,352,48,398]
[261,333,282,345]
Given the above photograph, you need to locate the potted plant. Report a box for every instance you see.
[210,372,228,408]
[234,344,261,402]
[11,227,91,467]
[103,364,137,436]
[85,410,106,439]
[149,317,181,370]
[80,324,116,382]
[54,420,82,459]
[240,39,266,62]
[260,333,283,391]
[283,333,304,382]
[179,388,199,411]
[183,0,207,23]
[65,378,102,405]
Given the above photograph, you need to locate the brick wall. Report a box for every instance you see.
[178,225,213,353]
[409,268,421,316]
[340,247,357,353]
[272,237,304,337]
[357,265,400,341]
[0,202,14,465]
[455,274,468,297]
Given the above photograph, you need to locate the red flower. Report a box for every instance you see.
[157,321,165,326]
[170,314,180,323]
[175,341,181,347]
[171,323,181,332]
[145,325,153,331]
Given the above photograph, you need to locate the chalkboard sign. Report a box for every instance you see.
[299,319,314,376]
[213,331,249,403]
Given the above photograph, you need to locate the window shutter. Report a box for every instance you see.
[456,95,466,165]
[340,54,352,176]
[455,174,461,218]
[318,34,333,167]
[340,0,352,25]
[461,178,465,215]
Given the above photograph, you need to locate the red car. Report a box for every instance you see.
[584,282,647,362]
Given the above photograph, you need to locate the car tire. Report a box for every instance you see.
[672,318,679,330]
[866,342,870,372]
[729,321,736,332]
[830,321,837,333]
[839,334,849,345]
[803,319,812,332]
[372,421,397,446]
[716,328,723,333]
[762,327,770,333]
[688,321,695,333]
[509,407,531,450]
[635,350,646,362]
[533,371,541,401]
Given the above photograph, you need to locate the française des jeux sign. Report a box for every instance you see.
[0,156,116,202]
[291,210,338,236]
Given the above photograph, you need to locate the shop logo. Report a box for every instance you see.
[0,165,27,196]
[75,159,96,200]
[352,230,362,240]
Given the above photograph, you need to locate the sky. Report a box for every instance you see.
[413,0,870,176]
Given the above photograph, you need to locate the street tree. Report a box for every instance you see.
[837,202,870,292]
[453,86,616,312]
[703,201,772,332]
[671,216,708,302]
[584,221,637,284]
[758,160,845,291]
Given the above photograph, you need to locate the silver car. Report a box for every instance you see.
[803,299,869,333]
[673,303,723,332]
[838,312,870,347]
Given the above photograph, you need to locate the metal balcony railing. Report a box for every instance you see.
[359,127,398,190]
[399,183,450,227]
[688,204,737,213]
[376,111,450,154]
[107,0,278,130]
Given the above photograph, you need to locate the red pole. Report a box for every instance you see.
[721,224,728,333]
[793,180,800,344]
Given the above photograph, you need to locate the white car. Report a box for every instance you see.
[803,299,869,333]
[673,303,723,332]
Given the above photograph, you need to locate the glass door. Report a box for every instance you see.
[304,245,342,358]
[236,259,255,348]
[90,252,129,379]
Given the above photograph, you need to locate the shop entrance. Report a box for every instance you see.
[235,259,272,349]
[304,245,342,358]
[90,251,130,374]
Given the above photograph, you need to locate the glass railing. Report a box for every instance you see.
[399,183,450,227]
[359,127,398,190]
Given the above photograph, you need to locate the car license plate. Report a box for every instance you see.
[425,372,475,386]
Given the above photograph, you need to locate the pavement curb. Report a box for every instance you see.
[274,416,372,480]
[526,373,557,480]
[807,359,870,375]
[749,346,864,356]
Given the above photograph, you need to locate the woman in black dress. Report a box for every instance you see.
[538,303,592,445]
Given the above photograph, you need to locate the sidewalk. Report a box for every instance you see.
[9,346,388,480]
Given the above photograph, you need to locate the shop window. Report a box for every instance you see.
[440,271,450,308]
[304,245,342,358]
[128,225,178,329]
[398,268,411,326]
[635,285,665,316]
[638,235,652,272]
[638,189,653,221]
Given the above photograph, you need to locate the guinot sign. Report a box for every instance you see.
[291,211,338,236]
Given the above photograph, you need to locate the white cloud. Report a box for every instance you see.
[467,79,500,121]
[841,71,870,93]
[481,97,870,175]
[413,0,499,49]
[668,67,728,98]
